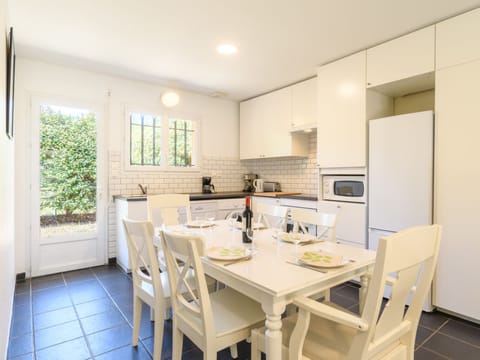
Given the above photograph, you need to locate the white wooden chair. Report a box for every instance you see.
[160,229,266,360]
[147,193,191,271]
[288,208,338,303]
[254,202,288,230]
[147,193,191,227]
[290,208,337,242]
[122,218,173,360]
[251,224,442,360]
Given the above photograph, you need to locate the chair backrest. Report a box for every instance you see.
[147,194,191,226]
[122,218,164,300]
[351,224,442,359]
[160,229,214,338]
[254,202,288,229]
[289,208,337,241]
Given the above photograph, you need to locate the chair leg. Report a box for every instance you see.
[324,289,331,302]
[229,344,238,358]
[285,303,297,316]
[203,350,217,360]
[132,296,142,346]
[250,328,261,360]
[171,321,184,360]
[153,309,164,360]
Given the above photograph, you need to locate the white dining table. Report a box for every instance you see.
[160,221,376,360]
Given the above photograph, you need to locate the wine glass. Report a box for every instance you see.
[226,210,242,229]
[244,224,256,253]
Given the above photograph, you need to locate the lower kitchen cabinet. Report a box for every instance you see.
[216,198,244,219]
[115,199,148,272]
[317,200,367,248]
[190,200,217,221]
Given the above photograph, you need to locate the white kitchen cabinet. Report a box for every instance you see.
[216,198,245,219]
[240,87,309,159]
[291,77,317,130]
[115,198,148,272]
[317,51,367,168]
[366,26,435,87]
[317,200,367,248]
[190,200,217,220]
[436,8,480,70]
[239,96,267,159]
[434,59,480,321]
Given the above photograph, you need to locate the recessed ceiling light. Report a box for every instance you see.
[217,43,238,55]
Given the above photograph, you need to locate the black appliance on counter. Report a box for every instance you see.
[242,173,258,192]
[202,176,215,193]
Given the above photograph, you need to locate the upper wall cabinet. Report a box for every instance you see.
[436,8,480,70]
[240,87,309,160]
[366,26,435,88]
[291,77,317,131]
[317,51,367,168]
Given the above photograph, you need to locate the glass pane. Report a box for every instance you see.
[130,113,142,125]
[39,104,97,238]
[130,124,142,165]
[143,125,154,165]
[143,114,154,127]
[154,127,162,165]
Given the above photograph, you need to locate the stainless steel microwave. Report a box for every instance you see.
[322,175,366,203]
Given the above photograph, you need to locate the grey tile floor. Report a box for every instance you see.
[7,265,480,359]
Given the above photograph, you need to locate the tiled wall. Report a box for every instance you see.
[241,133,318,196]
[107,132,318,258]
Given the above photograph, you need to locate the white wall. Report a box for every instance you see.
[14,58,239,275]
[0,0,16,356]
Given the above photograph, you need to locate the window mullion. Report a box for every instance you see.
[183,122,187,166]
[162,116,169,168]
[140,114,144,165]
[174,120,178,166]
[152,117,156,165]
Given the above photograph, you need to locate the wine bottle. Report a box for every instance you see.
[242,196,253,243]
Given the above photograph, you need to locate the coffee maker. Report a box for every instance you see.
[202,176,215,193]
[242,173,258,192]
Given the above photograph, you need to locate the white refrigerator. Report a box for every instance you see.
[368,110,434,310]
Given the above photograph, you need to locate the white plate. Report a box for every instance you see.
[298,251,349,268]
[279,232,315,243]
[207,246,251,261]
[233,222,265,230]
[186,220,215,228]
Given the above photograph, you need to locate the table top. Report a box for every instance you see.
[161,221,376,299]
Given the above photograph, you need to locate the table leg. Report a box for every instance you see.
[261,300,286,360]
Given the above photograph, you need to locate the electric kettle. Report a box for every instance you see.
[253,179,264,192]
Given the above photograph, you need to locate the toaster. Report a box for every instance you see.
[263,182,281,192]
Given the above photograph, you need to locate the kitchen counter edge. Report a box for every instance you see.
[113,192,252,202]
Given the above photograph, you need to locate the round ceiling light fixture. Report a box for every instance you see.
[161,91,180,107]
[216,43,238,55]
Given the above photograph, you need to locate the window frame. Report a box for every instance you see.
[124,105,201,173]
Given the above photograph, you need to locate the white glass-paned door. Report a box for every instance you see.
[31,99,106,276]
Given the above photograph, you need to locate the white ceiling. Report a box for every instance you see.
[8,0,480,101]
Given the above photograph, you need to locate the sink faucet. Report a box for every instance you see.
[138,184,147,195]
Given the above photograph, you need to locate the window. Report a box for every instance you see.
[169,118,195,167]
[130,113,162,166]
[126,109,199,171]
